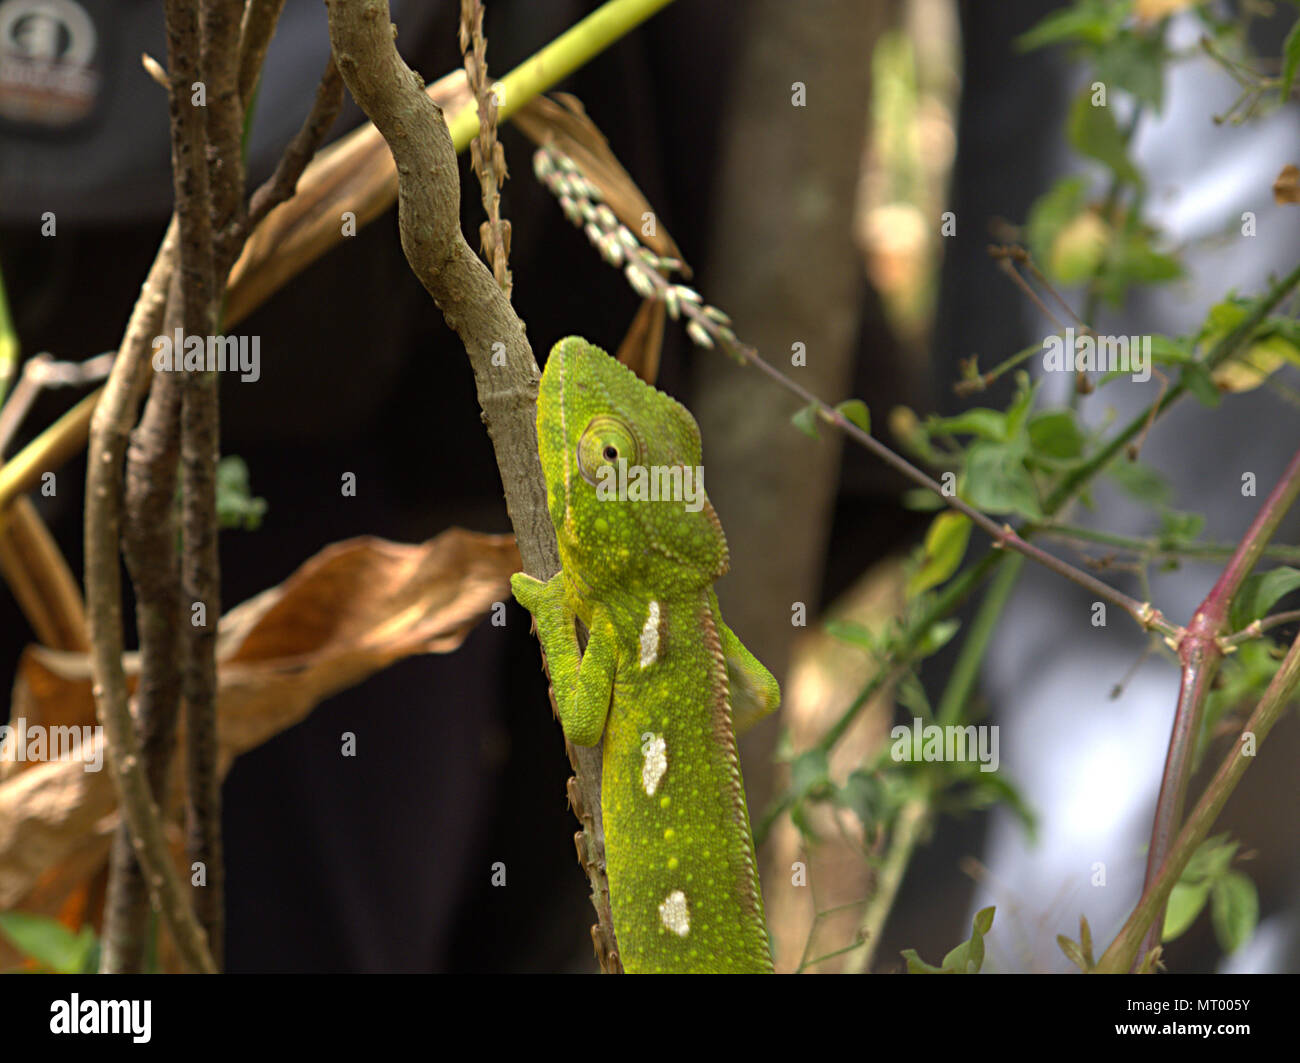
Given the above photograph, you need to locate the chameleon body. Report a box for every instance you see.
[511,337,780,974]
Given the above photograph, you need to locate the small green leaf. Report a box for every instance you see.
[929,407,1007,442]
[1106,455,1172,506]
[1026,176,1089,265]
[1095,30,1166,111]
[964,440,1042,519]
[1027,410,1086,460]
[1157,509,1205,549]
[941,906,995,973]
[836,769,882,828]
[1016,0,1126,51]
[824,619,879,652]
[1229,566,1300,631]
[1067,88,1142,187]
[215,455,268,532]
[901,488,946,512]
[792,402,820,439]
[909,512,972,597]
[790,748,831,800]
[900,948,947,974]
[0,911,97,973]
[1282,16,1300,101]
[1181,363,1222,408]
[1162,879,1212,942]
[916,617,961,658]
[1003,377,1038,441]
[1184,833,1238,881]
[1210,871,1259,954]
[1149,335,1194,366]
[1057,934,1089,972]
[835,399,870,435]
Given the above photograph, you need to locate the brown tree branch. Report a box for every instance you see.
[323,0,620,971]
[100,282,186,974]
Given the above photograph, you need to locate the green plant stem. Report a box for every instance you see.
[937,553,1025,725]
[1038,523,1300,565]
[445,0,677,151]
[847,790,932,973]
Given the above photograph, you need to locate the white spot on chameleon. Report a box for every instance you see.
[641,733,668,796]
[659,890,690,937]
[639,600,660,667]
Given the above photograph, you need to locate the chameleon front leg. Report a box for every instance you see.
[717,611,781,737]
[511,571,616,747]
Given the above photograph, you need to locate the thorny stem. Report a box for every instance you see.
[1132,444,1300,968]
[1097,626,1300,972]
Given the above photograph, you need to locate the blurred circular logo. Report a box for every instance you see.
[0,0,99,128]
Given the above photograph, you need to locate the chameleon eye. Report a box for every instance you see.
[577,415,640,486]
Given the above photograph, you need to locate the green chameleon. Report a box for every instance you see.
[511,337,781,974]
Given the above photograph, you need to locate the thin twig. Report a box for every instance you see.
[535,146,1183,642]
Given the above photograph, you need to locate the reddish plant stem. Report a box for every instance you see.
[1135,444,1300,967]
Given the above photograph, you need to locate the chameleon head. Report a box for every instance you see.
[535,336,729,593]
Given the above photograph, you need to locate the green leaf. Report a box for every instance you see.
[1095,30,1166,111]
[1181,362,1222,408]
[909,512,972,597]
[792,402,820,439]
[835,399,871,435]
[1229,566,1300,631]
[916,617,961,658]
[1016,0,1128,51]
[825,619,879,653]
[1027,410,1086,460]
[901,488,946,511]
[1162,879,1212,942]
[1149,334,1194,366]
[1105,455,1172,506]
[1026,176,1089,265]
[1003,377,1038,441]
[215,455,268,531]
[1097,233,1183,305]
[963,440,1042,519]
[1157,509,1205,549]
[957,770,1038,840]
[929,407,1007,442]
[790,748,831,800]
[1184,833,1238,881]
[1058,934,1089,971]
[1210,871,1259,954]
[836,769,883,828]
[940,906,996,973]
[1282,16,1300,101]
[0,911,97,973]
[900,948,947,974]
[1067,88,1142,187]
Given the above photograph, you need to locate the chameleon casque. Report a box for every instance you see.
[511,336,780,974]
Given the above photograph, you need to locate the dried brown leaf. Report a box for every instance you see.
[0,529,520,955]
[616,298,667,385]
[1274,164,1300,205]
[512,93,687,273]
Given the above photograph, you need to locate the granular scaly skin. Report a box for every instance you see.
[512,337,780,973]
